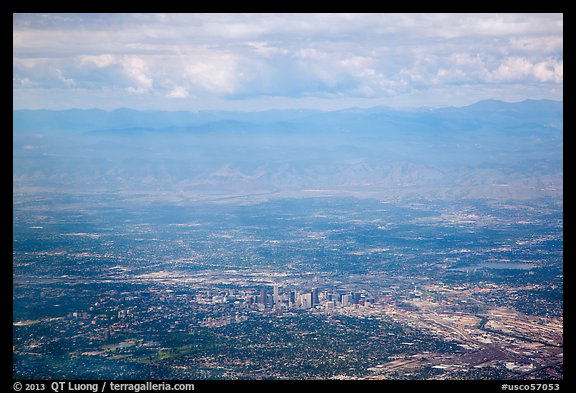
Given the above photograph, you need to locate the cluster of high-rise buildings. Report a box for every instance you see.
[245,285,375,310]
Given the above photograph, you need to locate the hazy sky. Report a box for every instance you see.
[13,13,563,111]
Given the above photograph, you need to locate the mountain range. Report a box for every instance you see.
[13,100,563,203]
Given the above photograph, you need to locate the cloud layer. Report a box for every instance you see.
[13,13,563,110]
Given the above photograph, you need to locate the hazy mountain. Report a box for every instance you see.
[13,100,563,203]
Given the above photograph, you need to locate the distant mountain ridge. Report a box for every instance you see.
[13,100,563,203]
[13,99,562,133]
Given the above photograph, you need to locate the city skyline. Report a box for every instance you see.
[13,12,563,383]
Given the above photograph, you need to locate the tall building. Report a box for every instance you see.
[273,284,280,305]
[301,293,312,309]
[342,294,351,307]
[289,291,296,307]
[312,287,319,306]
[260,287,267,305]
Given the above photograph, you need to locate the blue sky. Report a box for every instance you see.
[13,13,563,111]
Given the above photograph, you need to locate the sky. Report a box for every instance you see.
[13,13,563,111]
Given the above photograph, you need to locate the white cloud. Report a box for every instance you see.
[508,35,563,55]
[78,54,116,68]
[55,69,75,87]
[533,59,563,83]
[295,48,327,60]
[121,56,153,93]
[245,41,282,57]
[14,57,47,69]
[489,57,563,84]
[167,86,189,98]
[12,13,563,110]
[184,53,241,95]
[450,53,485,68]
